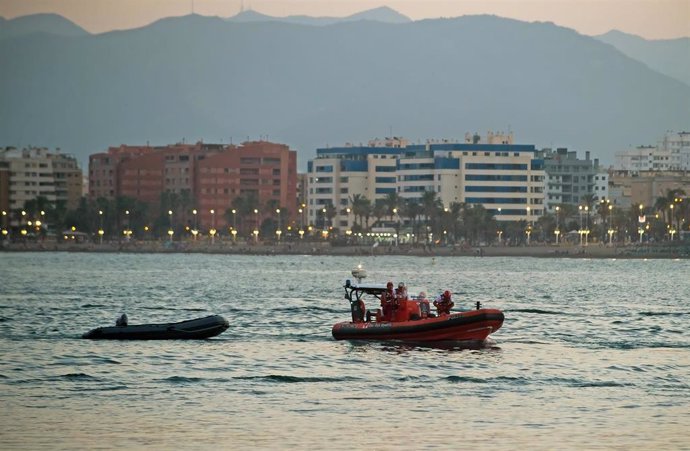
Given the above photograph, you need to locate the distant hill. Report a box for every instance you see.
[227,6,411,26]
[1,13,689,170]
[0,13,89,39]
[595,30,690,87]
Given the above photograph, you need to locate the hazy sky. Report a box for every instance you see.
[0,0,688,39]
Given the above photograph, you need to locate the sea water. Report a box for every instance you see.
[0,252,688,450]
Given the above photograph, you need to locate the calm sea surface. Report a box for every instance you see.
[0,252,689,450]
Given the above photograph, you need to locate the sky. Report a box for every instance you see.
[0,0,688,39]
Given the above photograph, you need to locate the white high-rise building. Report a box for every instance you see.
[307,132,546,229]
[615,131,690,171]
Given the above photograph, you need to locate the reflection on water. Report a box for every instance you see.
[0,253,689,450]
[348,339,501,353]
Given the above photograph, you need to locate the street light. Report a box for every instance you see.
[253,209,259,243]
[584,206,589,246]
[210,209,216,244]
[1,210,8,242]
[231,209,237,242]
[275,208,281,242]
[578,205,584,246]
[392,207,400,246]
[638,204,645,243]
[554,206,560,244]
[192,209,198,240]
[168,210,174,242]
[526,206,531,245]
[298,207,304,237]
[124,210,131,242]
[98,210,104,244]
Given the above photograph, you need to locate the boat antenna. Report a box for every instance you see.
[351,263,367,283]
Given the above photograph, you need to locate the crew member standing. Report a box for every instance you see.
[380,281,396,321]
[433,290,454,315]
[394,282,409,321]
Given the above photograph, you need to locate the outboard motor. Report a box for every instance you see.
[476,301,482,310]
[351,299,365,323]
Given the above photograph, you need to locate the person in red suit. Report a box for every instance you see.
[433,290,454,315]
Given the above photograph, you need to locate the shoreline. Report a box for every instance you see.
[2,241,689,259]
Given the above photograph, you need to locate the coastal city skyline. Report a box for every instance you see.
[1,0,689,39]
[2,129,688,250]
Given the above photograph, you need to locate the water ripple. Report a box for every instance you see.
[0,253,688,450]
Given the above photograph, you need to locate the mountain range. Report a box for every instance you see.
[1,9,689,170]
[594,30,690,87]
[226,6,412,26]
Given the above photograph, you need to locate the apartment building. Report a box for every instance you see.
[307,132,545,228]
[307,139,402,230]
[195,141,297,229]
[608,170,690,209]
[89,144,156,199]
[89,141,297,231]
[0,146,83,215]
[539,147,608,212]
[615,131,690,171]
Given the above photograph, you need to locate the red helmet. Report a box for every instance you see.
[387,281,394,289]
[443,290,451,299]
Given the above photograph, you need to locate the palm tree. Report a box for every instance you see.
[654,195,669,222]
[402,198,422,243]
[663,188,686,232]
[179,189,193,228]
[420,190,442,243]
[350,194,371,231]
[677,196,690,235]
[372,199,388,229]
[383,192,403,221]
[319,202,337,233]
[448,202,465,244]
[230,193,259,235]
[463,204,493,245]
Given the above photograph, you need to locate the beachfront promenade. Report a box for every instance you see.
[2,240,689,259]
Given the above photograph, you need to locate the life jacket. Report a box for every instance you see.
[434,298,453,315]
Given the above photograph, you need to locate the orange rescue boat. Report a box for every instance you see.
[332,278,504,342]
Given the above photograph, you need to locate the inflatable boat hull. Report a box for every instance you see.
[82,314,229,340]
[332,309,504,342]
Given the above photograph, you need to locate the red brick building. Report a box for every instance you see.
[89,145,156,199]
[195,141,297,230]
[89,141,297,234]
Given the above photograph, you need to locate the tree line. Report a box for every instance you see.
[3,188,688,244]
